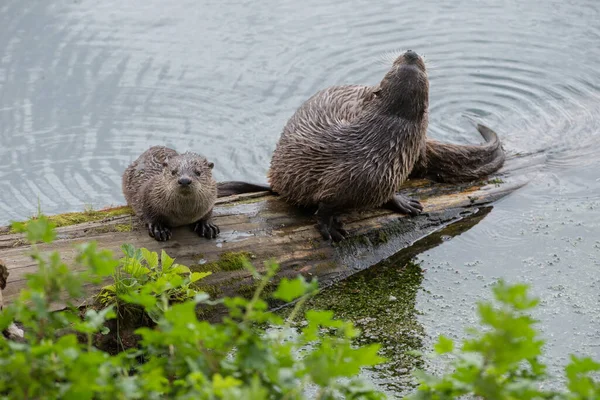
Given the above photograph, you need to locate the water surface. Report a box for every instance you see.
[1,0,600,396]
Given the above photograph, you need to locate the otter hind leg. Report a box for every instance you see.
[316,203,348,242]
[385,194,423,216]
[147,222,172,242]
[192,211,220,240]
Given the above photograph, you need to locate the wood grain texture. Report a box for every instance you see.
[0,169,528,311]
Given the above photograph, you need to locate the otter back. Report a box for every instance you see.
[269,51,429,210]
[267,50,436,242]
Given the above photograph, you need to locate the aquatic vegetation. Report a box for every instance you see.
[0,216,386,399]
[3,205,133,234]
[0,215,598,399]
[407,280,600,399]
[191,251,255,273]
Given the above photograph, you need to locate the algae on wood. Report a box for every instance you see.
[0,160,528,311]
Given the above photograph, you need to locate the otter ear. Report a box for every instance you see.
[207,162,214,169]
[372,85,382,97]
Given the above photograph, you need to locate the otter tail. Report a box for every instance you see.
[217,181,273,198]
[410,124,506,183]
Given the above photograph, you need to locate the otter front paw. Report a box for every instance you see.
[317,215,348,242]
[193,220,220,239]
[147,223,172,241]
[387,194,423,216]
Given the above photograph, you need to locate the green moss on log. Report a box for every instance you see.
[2,206,133,234]
[190,251,254,273]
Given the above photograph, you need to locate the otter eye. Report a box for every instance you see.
[194,170,201,176]
[171,169,177,176]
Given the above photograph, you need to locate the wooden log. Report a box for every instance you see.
[0,159,530,311]
[0,259,24,339]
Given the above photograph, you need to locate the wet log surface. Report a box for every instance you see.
[0,156,534,311]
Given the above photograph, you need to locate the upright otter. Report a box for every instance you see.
[258,70,504,184]
[122,146,219,242]
[268,50,429,241]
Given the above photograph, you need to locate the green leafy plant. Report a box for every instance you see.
[97,244,210,323]
[3,214,598,399]
[0,215,387,399]
[406,280,600,400]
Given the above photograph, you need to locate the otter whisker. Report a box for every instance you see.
[122,146,220,242]
[376,48,406,66]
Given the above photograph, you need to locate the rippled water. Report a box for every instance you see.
[2,0,600,396]
[1,0,599,221]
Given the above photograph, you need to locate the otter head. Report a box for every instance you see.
[373,49,429,121]
[161,152,215,196]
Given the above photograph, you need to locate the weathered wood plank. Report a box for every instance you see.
[0,165,526,312]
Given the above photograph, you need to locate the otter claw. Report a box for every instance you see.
[193,220,220,239]
[332,217,348,238]
[329,228,347,242]
[317,215,348,242]
[148,223,172,242]
[387,194,423,216]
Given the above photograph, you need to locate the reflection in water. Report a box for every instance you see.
[1,0,600,396]
[291,207,495,396]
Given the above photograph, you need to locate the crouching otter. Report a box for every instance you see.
[122,146,272,242]
[268,50,430,241]
[122,146,220,241]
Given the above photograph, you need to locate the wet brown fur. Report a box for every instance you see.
[268,52,429,211]
[122,146,219,241]
[269,62,504,189]
[410,124,505,183]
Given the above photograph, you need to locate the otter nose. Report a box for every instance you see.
[178,177,192,186]
[404,50,419,62]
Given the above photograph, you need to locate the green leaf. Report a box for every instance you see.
[11,216,56,243]
[14,234,594,400]
[272,275,316,302]
[242,258,260,279]
[302,310,345,341]
[170,264,191,275]
[305,310,342,328]
[119,292,157,309]
[349,343,387,368]
[0,308,16,331]
[101,284,116,293]
[212,374,242,396]
[566,355,600,376]
[121,243,136,258]
[492,279,539,310]
[122,258,150,278]
[74,306,116,334]
[565,355,600,396]
[140,248,159,269]
[160,250,175,271]
[76,242,119,277]
[263,259,280,278]
[434,335,454,354]
[190,271,211,283]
